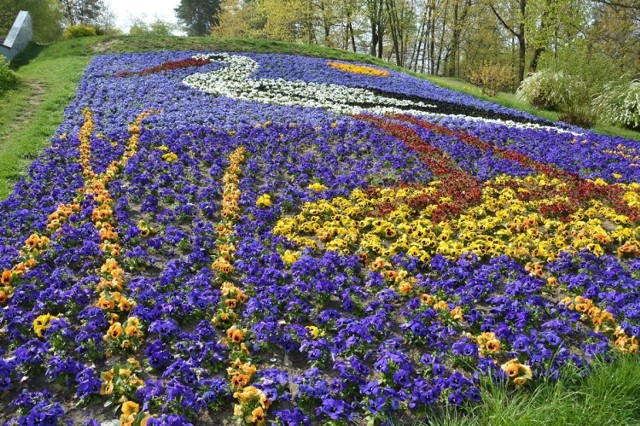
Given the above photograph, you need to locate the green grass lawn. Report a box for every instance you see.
[1,36,639,425]
[415,355,640,426]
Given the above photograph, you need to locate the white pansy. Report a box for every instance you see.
[418,113,583,135]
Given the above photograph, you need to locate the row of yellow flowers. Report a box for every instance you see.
[271,172,640,371]
[274,174,640,267]
[269,182,536,386]
[327,61,391,77]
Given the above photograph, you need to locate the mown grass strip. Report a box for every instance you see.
[0,51,89,198]
[408,355,640,426]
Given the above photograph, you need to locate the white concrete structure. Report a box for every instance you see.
[1,11,33,62]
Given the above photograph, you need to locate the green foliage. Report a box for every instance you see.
[0,59,18,95]
[520,40,623,128]
[593,80,640,130]
[417,355,640,426]
[524,0,587,51]
[175,0,221,36]
[0,0,64,43]
[63,24,97,39]
[129,18,176,37]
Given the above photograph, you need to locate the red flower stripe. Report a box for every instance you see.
[116,58,212,78]
[393,114,640,221]
[355,114,483,223]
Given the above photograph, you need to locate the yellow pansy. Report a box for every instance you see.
[256,194,272,208]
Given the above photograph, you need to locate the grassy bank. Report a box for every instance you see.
[418,355,640,426]
[0,43,90,198]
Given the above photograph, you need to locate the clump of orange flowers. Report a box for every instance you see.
[120,401,151,426]
[211,147,246,276]
[473,332,502,355]
[501,358,533,386]
[233,386,271,425]
[614,327,639,354]
[561,295,637,353]
[103,316,143,353]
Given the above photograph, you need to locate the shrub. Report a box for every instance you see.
[593,80,640,130]
[467,63,515,97]
[62,25,97,39]
[559,107,597,128]
[516,69,570,110]
[555,77,598,128]
[0,58,18,95]
[517,69,597,128]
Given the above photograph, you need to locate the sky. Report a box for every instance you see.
[105,0,181,32]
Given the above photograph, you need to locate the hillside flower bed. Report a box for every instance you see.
[0,51,639,425]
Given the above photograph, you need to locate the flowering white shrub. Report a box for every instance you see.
[594,80,640,130]
[516,69,571,111]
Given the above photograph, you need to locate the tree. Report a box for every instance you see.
[338,0,364,51]
[385,0,417,67]
[485,0,528,83]
[253,0,308,42]
[366,0,386,57]
[59,0,101,25]
[128,17,149,36]
[149,19,176,36]
[213,0,258,38]
[588,0,640,76]
[129,17,176,36]
[175,0,221,36]
[0,0,64,43]
[445,0,474,77]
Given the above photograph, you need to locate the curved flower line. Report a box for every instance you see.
[211,146,271,426]
[327,61,391,77]
[355,114,483,222]
[394,114,640,221]
[74,108,157,423]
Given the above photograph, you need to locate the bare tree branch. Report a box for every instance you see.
[488,3,520,37]
[592,0,640,10]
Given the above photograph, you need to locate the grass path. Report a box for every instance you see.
[0,48,90,198]
[416,355,640,426]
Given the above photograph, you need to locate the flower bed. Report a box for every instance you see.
[0,51,639,425]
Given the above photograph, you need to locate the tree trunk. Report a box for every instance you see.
[448,0,460,77]
[429,0,436,73]
[529,47,544,72]
[436,0,450,75]
[385,0,403,66]
[518,33,526,83]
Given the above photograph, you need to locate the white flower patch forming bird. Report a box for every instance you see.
[183,53,580,134]
[183,53,438,116]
